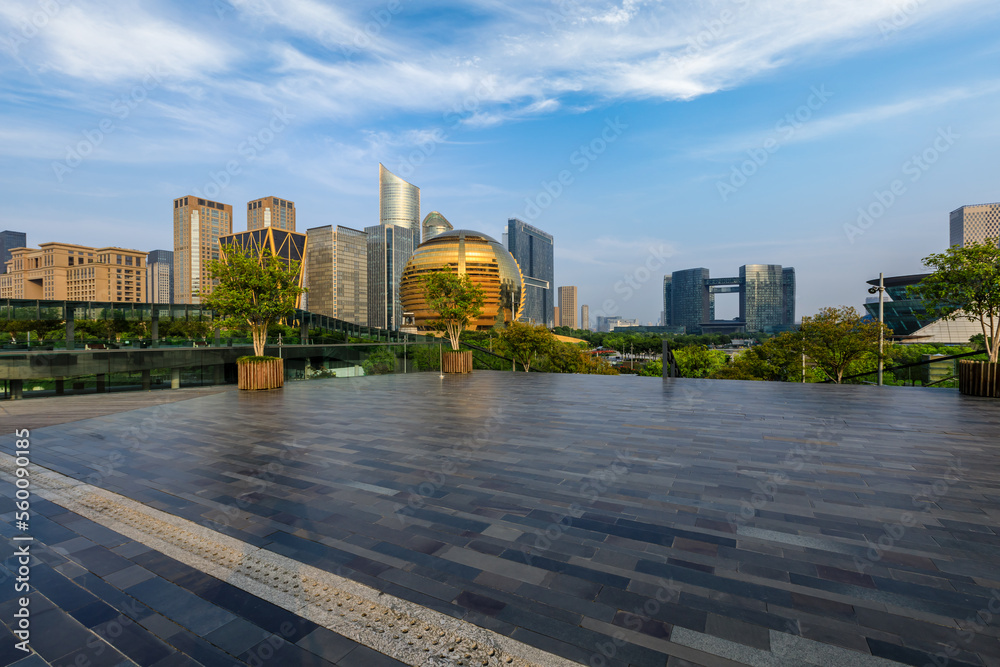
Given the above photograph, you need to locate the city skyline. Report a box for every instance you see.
[2,1,999,322]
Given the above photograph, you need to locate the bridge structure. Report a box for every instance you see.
[0,299,436,399]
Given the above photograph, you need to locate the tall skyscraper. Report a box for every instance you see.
[668,268,711,333]
[950,203,1000,247]
[553,306,559,326]
[740,264,785,332]
[247,196,296,231]
[306,225,368,324]
[782,267,796,325]
[662,275,672,327]
[581,304,589,331]
[368,165,420,329]
[663,265,795,333]
[422,211,453,241]
[0,231,27,274]
[147,249,173,304]
[173,195,233,304]
[558,286,577,328]
[506,218,554,326]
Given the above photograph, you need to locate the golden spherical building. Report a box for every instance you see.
[400,229,524,331]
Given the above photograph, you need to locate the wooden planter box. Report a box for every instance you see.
[238,358,284,390]
[958,360,1000,397]
[442,350,473,374]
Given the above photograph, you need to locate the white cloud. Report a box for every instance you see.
[1,2,234,83]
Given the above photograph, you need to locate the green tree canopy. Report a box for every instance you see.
[497,321,553,372]
[910,239,1000,362]
[801,306,889,383]
[423,267,486,350]
[200,244,306,357]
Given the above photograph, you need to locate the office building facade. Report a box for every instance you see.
[581,304,589,331]
[1,242,146,302]
[173,195,233,304]
[950,203,1000,247]
[0,231,27,274]
[366,223,420,330]
[147,249,173,304]
[305,225,368,324]
[367,165,420,330]
[663,264,795,333]
[507,218,554,326]
[248,196,296,231]
[558,286,577,328]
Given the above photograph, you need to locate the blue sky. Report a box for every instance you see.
[2,0,999,324]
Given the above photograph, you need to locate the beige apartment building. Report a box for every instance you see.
[950,203,1000,247]
[305,225,368,324]
[173,195,233,304]
[558,286,577,328]
[0,242,147,302]
[248,196,296,231]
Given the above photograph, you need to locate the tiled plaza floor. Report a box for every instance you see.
[4,372,1000,666]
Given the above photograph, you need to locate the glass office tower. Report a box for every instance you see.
[368,165,420,330]
[506,218,554,326]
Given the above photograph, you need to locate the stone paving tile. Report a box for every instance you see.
[0,487,405,667]
[14,372,1000,665]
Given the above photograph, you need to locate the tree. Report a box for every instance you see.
[800,306,889,383]
[200,244,306,358]
[423,267,486,350]
[910,239,1000,362]
[497,322,553,372]
[672,345,728,378]
[710,332,813,382]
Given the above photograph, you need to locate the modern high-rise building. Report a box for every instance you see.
[663,265,795,333]
[147,249,173,304]
[506,218,554,326]
[305,225,368,324]
[782,267,796,326]
[380,163,420,228]
[0,231,27,274]
[173,195,233,304]
[367,165,421,330]
[950,203,1000,247]
[581,304,589,331]
[553,306,559,326]
[669,268,711,333]
[422,211,453,241]
[247,196,296,232]
[740,264,785,332]
[558,286,577,328]
[0,242,146,302]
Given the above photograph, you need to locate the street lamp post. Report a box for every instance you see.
[867,273,885,386]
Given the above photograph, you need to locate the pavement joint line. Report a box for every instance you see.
[0,453,580,667]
